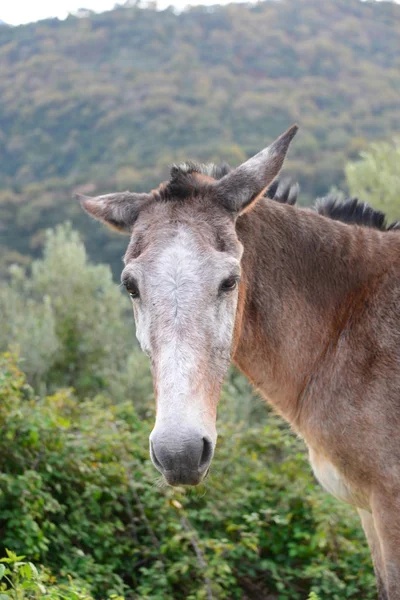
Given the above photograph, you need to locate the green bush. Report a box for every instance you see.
[0,352,375,599]
[346,138,400,222]
[0,549,110,600]
[0,224,135,396]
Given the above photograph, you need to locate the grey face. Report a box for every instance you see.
[121,219,243,485]
[79,124,298,485]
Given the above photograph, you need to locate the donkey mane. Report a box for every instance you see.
[264,178,400,231]
[171,161,231,181]
[269,183,400,231]
[315,195,400,231]
[266,181,400,232]
[165,162,399,232]
[160,162,231,201]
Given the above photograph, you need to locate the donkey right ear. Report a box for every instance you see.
[78,191,151,233]
[213,125,298,215]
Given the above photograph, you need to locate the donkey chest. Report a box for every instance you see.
[308,449,369,510]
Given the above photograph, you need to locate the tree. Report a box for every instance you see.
[345,139,400,222]
[0,223,135,394]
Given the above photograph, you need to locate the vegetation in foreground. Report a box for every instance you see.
[0,350,375,599]
[0,225,377,599]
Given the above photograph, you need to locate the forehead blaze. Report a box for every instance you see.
[123,224,242,370]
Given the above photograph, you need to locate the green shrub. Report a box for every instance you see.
[0,353,375,599]
[346,138,400,222]
[0,224,134,396]
[0,549,122,599]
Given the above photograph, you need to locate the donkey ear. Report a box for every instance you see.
[78,191,151,233]
[214,124,298,214]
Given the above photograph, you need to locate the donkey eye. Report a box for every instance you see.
[128,286,140,299]
[220,276,239,293]
[124,281,140,299]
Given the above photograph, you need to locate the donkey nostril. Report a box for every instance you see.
[150,441,164,471]
[199,437,213,471]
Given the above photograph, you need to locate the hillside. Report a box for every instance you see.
[0,0,399,275]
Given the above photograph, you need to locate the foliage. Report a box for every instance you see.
[1,0,400,275]
[0,549,106,600]
[0,224,136,396]
[0,351,376,599]
[346,137,400,222]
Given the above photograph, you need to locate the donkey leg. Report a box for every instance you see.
[358,509,388,600]
[370,493,400,600]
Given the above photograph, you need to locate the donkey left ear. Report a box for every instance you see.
[78,191,151,233]
[214,124,298,214]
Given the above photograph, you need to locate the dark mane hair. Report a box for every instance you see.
[262,177,400,232]
[162,162,231,201]
[315,195,400,231]
[164,162,298,204]
[163,161,399,232]
[272,183,400,232]
[265,179,299,205]
[170,161,231,181]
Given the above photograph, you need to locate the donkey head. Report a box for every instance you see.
[80,125,297,485]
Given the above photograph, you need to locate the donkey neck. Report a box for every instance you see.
[233,198,385,428]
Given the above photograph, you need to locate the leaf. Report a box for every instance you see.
[0,566,4,581]
[28,563,39,579]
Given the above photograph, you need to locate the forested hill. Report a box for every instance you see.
[0,0,399,275]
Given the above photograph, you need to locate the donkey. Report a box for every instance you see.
[80,125,400,599]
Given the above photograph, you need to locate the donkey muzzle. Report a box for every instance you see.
[149,428,214,486]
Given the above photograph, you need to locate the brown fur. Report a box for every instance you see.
[233,199,400,598]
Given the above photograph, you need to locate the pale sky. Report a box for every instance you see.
[1,0,237,25]
[1,0,397,25]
